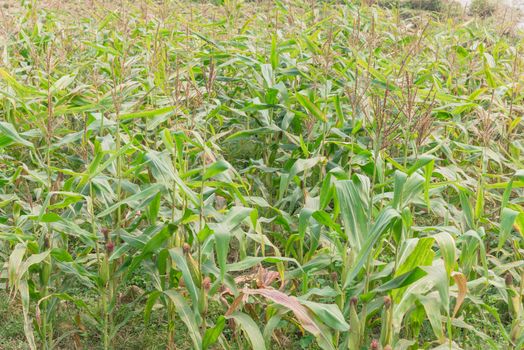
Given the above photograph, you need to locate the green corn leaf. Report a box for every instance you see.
[343,208,400,289]
[119,106,176,120]
[226,312,266,350]
[203,316,226,350]
[203,159,230,180]
[97,183,164,218]
[335,175,371,251]
[296,93,327,122]
[300,300,349,331]
[0,122,33,148]
[164,290,202,350]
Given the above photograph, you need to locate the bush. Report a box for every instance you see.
[378,0,445,12]
[403,0,444,12]
[469,0,497,17]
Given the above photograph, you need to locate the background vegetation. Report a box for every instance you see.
[1,0,523,349]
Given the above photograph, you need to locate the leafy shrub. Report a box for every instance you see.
[378,0,446,12]
[469,0,497,17]
[403,0,444,12]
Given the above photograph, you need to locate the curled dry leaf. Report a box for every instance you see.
[452,272,467,318]
[236,288,322,337]
[233,266,281,289]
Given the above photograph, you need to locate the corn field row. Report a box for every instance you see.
[0,0,523,349]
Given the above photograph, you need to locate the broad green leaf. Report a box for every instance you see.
[335,175,371,251]
[343,208,400,288]
[300,300,349,331]
[97,183,164,218]
[418,293,445,342]
[0,122,33,148]
[146,151,197,204]
[119,106,176,120]
[295,93,327,122]
[210,207,252,281]
[226,312,266,350]
[434,231,456,277]
[203,160,230,180]
[169,248,199,311]
[164,290,202,350]
[392,237,435,300]
[499,208,524,248]
[203,316,226,350]
[376,267,428,294]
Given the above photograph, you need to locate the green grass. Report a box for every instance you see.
[0,292,28,350]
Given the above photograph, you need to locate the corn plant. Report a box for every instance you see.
[0,0,524,349]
